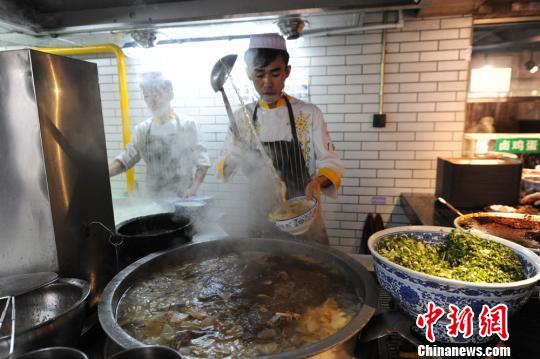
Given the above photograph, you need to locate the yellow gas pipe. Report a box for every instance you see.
[36,44,135,192]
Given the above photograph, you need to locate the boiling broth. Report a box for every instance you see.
[116,253,361,358]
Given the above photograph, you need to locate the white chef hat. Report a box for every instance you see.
[140,72,172,92]
[248,33,287,51]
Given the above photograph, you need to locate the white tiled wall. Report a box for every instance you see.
[74,15,472,253]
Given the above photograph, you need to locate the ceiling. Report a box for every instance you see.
[419,0,540,18]
[0,0,539,48]
[474,22,540,52]
[0,0,421,32]
[0,0,422,47]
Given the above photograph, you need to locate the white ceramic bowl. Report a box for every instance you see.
[368,226,540,343]
[271,196,317,235]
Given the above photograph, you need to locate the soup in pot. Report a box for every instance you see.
[116,252,361,358]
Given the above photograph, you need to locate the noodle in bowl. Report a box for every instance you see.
[270,196,317,235]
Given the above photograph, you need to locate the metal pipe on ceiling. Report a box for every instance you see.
[303,10,403,37]
[121,10,404,47]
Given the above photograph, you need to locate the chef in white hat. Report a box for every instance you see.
[217,33,344,244]
[109,72,211,197]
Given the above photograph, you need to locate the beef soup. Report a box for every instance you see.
[116,252,362,358]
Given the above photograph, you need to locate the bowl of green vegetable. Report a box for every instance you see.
[367,226,540,344]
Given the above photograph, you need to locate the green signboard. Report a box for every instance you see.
[495,138,540,154]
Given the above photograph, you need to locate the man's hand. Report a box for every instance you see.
[521,192,540,206]
[184,167,208,197]
[305,176,330,219]
[108,159,126,177]
[183,186,197,198]
[305,176,331,202]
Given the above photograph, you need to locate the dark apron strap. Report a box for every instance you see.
[252,97,310,198]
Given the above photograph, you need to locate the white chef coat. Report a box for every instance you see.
[116,113,210,195]
[218,95,344,197]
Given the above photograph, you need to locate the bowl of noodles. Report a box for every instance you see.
[269,196,318,235]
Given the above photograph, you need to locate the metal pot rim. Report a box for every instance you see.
[114,212,193,239]
[98,237,378,359]
[0,278,90,340]
[15,346,89,359]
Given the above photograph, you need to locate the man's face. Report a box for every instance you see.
[248,56,290,104]
[142,85,172,117]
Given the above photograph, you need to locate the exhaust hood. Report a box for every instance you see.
[2,0,421,32]
[0,0,422,47]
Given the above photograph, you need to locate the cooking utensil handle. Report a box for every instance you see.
[0,296,15,356]
[9,297,14,356]
[221,90,240,139]
[87,221,123,272]
[87,221,115,236]
[437,197,463,217]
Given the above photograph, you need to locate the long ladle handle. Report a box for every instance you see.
[220,89,240,139]
[0,296,15,356]
[87,221,123,272]
[437,197,463,217]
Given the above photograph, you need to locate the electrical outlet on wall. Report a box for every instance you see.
[373,113,386,128]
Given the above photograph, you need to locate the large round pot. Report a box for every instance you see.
[454,212,540,254]
[114,213,193,267]
[368,226,540,344]
[99,238,378,358]
[0,278,90,357]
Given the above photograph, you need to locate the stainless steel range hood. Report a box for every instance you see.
[0,49,115,309]
[0,0,422,48]
[1,0,421,33]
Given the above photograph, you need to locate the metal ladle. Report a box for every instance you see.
[210,54,239,138]
[209,53,287,205]
[437,197,463,217]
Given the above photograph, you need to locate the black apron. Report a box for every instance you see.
[252,97,310,199]
[142,115,193,196]
[251,97,329,244]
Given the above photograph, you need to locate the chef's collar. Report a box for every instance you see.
[257,94,292,110]
[153,110,176,124]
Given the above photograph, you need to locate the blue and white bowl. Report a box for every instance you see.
[368,226,540,344]
[271,196,317,236]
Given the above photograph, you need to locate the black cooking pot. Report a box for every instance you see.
[89,213,193,270]
[114,213,193,267]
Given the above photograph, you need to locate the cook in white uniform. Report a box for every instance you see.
[109,72,211,197]
[217,34,344,244]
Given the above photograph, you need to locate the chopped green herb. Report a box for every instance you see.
[377,230,524,283]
